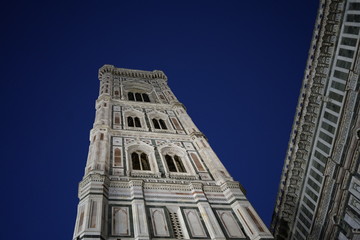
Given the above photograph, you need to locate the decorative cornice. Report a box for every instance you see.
[98,64,167,81]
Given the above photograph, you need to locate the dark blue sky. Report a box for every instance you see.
[1,1,318,239]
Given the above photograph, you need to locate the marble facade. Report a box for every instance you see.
[73,65,273,240]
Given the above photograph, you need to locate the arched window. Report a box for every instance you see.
[165,155,176,172]
[152,119,160,129]
[132,152,150,170]
[127,116,141,128]
[128,92,135,101]
[134,117,141,127]
[174,155,186,172]
[152,118,167,130]
[142,93,150,102]
[159,119,167,129]
[135,93,142,101]
[165,154,186,173]
[127,91,151,102]
[141,153,150,170]
[127,116,134,127]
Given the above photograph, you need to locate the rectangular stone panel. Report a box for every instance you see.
[183,208,207,238]
[215,210,245,238]
[112,206,131,236]
[149,208,170,237]
[88,200,98,228]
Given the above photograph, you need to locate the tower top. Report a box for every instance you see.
[98,64,167,81]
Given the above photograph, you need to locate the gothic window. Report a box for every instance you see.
[135,117,141,127]
[142,93,150,102]
[152,118,168,130]
[127,91,151,102]
[153,119,161,129]
[132,152,151,170]
[135,93,142,101]
[165,154,186,173]
[128,92,135,101]
[127,116,141,128]
[128,116,134,127]
[159,119,167,129]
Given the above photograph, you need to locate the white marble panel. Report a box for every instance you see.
[216,210,245,238]
[150,208,170,237]
[183,209,207,237]
[112,206,130,236]
[112,137,122,146]
[183,142,195,150]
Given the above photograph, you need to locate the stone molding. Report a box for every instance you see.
[98,64,167,81]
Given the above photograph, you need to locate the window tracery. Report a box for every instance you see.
[127,116,142,128]
[128,91,150,102]
[131,151,151,171]
[152,118,167,130]
[165,154,186,173]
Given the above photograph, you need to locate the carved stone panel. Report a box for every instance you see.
[149,207,170,237]
[215,210,245,238]
[112,206,131,236]
[183,208,207,238]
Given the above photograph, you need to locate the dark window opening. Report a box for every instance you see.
[165,154,186,173]
[134,117,141,127]
[174,155,186,172]
[132,152,150,171]
[159,119,167,129]
[127,116,141,128]
[127,91,150,102]
[128,117,134,127]
[135,93,142,101]
[153,119,160,129]
[141,153,150,170]
[142,93,150,102]
[132,152,141,170]
[128,92,135,101]
[166,155,177,172]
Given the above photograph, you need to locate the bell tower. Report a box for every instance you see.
[73,65,273,240]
